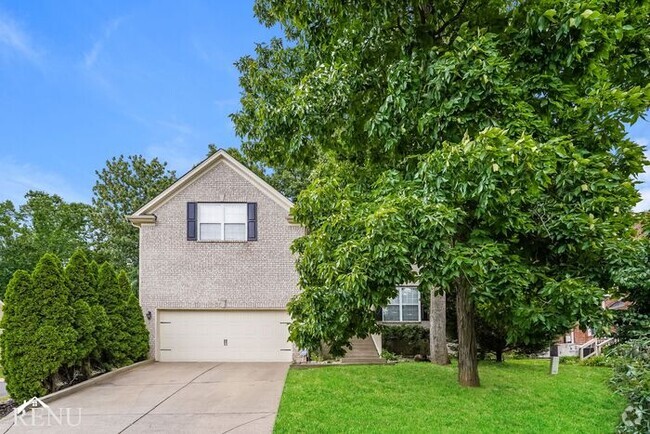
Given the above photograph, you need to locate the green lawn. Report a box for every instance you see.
[274,360,623,434]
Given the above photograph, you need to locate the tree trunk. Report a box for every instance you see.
[495,347,503,363]
[430,288,449,365]
[456,277,480,387]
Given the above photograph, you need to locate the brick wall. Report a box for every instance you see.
[137,160,304,358]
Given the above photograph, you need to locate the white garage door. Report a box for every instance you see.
[158,310,292,362]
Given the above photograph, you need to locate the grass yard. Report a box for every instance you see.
[274,360,623,434]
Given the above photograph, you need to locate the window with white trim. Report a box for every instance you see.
[198,203,247,241]
[382,287,420,322]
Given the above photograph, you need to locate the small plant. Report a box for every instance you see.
[381,350,398,362]
[580,355,613,367]
[559,356,579,365]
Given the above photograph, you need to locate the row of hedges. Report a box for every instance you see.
[0,250,149,402]
[381,324,429,356]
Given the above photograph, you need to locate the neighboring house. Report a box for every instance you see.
[553,298,629,358]
[128,150,304,362]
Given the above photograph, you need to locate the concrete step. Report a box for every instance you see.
[341,336,383,365]
[345,352,380,357]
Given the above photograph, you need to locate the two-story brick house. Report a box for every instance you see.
[128,150,305,362]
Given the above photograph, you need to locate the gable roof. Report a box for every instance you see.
[127,149,293,226]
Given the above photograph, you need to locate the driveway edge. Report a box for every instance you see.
[0,358,154,423]
[41,359,154,404]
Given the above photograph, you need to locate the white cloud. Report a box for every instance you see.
[83,17,126,69]
[0,10,41,63]
[156,120,194,136]
[191,36,238,76]
[0,158,89,205]
[213,98,240,110]
[146,136,205,176]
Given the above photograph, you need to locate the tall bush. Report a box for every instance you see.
[1,252,149,400]
[609,326,650,433]
[0,271,40,401]
[0,254,77,401]
[65,250,97,374]
[98,263,130,367]
[118,271,149,362]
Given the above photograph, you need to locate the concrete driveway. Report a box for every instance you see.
[0,362,289,434]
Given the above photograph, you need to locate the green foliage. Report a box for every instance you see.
[0,192,94,299]
[580,355,613,367]
[0,254,77,402]
[447,291,553,359]
[0,271,44,400]
[0,252,149,401]
[98,263,130,367]
[233,0,650,385]
[609,333,650,433]
[559,356,580,365]
[65,250,101,374]
[92,155,177,287]
[381,325,429,356]
[380,349,398,361]
[30,254,77,368]
[66,250,95,304]
[119,272,150,363]
[611,214,650,340]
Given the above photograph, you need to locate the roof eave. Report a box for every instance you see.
[127,214,156,227]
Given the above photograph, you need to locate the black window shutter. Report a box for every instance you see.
[187,202,197,241]
[375,307,383,321]
[247,202,257,241]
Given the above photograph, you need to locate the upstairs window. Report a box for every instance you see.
[198,203,247,241]
[382,287,421,322]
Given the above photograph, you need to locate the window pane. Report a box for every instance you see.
[224,204,247,223]
[200,223,221,240]
[224,223,246,241]
[383,305,400,321]
[198,203,222,223]
[402,305,419,321]
[401,287,419,304]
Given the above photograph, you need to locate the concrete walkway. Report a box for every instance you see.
[0,362,289,434]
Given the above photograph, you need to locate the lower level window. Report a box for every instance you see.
[383,287,420,322]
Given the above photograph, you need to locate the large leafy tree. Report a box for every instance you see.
[92,155,177,284]
[611,211,650,339]
[233,0,650,386]
[0,192,93,299]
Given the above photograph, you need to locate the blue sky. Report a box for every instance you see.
[0,0,280,204]
[0,1,648,211]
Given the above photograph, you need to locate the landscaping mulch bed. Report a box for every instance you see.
[0,400,16,419]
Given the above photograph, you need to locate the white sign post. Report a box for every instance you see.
[550,345,559,375]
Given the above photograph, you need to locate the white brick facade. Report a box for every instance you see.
[132,154,304,359]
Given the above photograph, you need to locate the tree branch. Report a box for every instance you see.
[433,0,470,40]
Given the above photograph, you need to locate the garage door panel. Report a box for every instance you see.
[158,310,292,362]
